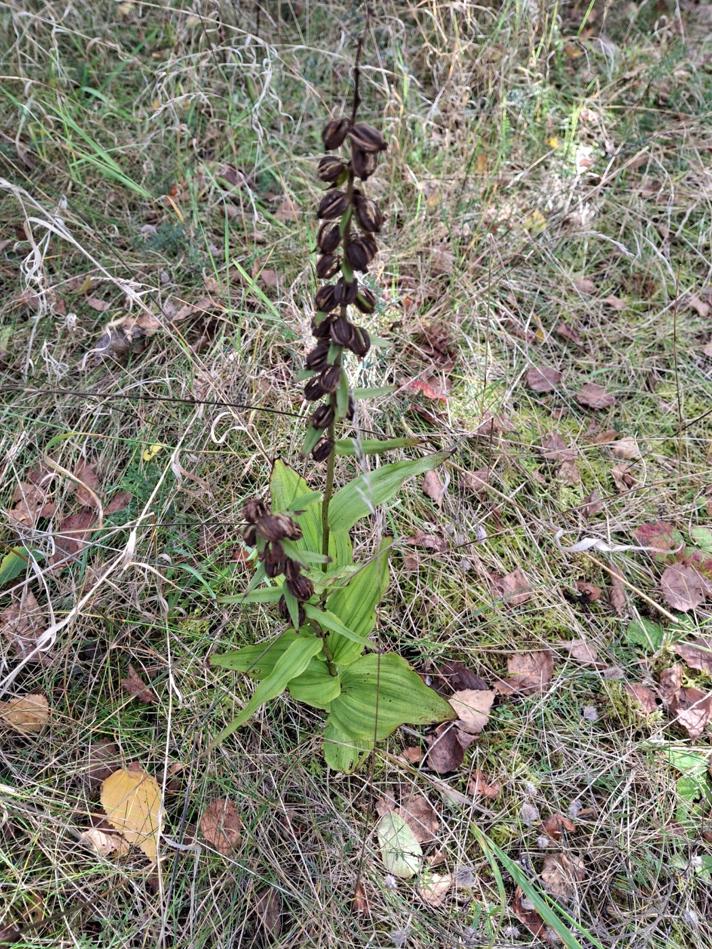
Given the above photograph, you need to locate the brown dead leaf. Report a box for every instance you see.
[468,769,501,799]
[659,664,683,705]
[50,509,96,568]
[611,437,640,460]
[576,581,602,602]
[576,382,616,410]
[673,688,712,740]
[275,196,299,222]
[73,461,100,507]
[431,245,454,276]
[495,651,554,696]
[660,564,705,612]
[603,294,626,311]
[105,491,132,515]
[556,322,585,347]
[425,723,465,773]
[121,664,157,704]
[91,312,162,361]
[407,377,449,401]
[687,294,710,318]
[86,296,111,312]
[573,276,596,294]
[0,693,49,734]
[674,637,712,675]
[406,531,447,552]
[400,746,423,764]
[633,521,680,553]
[626,683,658,714]
[79,826,131,858]
[496,567,532,606]
[422,469,447,503]
[461,468,492,497]
[542,813,576,841]
[609,574,628,616]
[254,889,282,939]
[418,872,451,907]
[259,268,278,288]
[0,591,43,660]
[540,853,586,902]
[581,490,604,519]
[540,433,577,462]
[612,463,636,493]
[8,481,55,527]
[562,639,599,665]
[397,794,440,845]
[558,460,581,485]
[449,689,495,735]
[526,366,562,393]
[512,886,546,940]
[199,798,242,855]
[434,660,489,694]
[353,881,369,914]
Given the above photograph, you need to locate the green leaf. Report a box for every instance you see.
[353,385,396,399]
[376,813,423,879]
[335,437,420,456]
[212,633,323,745]
[326,540,391,666]
[303,604,366,646]
[323,652,455,772]
[625,618,664,651]
[302,426,322,456]
[211,629,298,678]
[328,452,449,532]
[0,547,29,587]
[664,748,709,777]
[690,526,712,553]
[219,586,283,604]
[288,658,341,709]
[283,586,302,628]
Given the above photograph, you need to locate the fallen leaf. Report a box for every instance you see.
[0,925,21,945]
[581,490,604,518]
[687,294,710,318]
[259,269,278,288]
[397,794,439,845]
[611,463,636,493]
[558,460,581,484]
[673,688,712,739]
[540,433,577,462]
[254,889,282,938]
[425,722,465,773]
[86,296,111,312]
[407,377,449,401]
[526,366,562,393]
[82,740,122,793]
[467,769,501,799]
[400,746,423,764]
[0,693,49,734]
[449,689,495,734]
[50,509,96,567]
[412,323,456,369]
[417,872,451,907]
[659,665,683,705]
[576,581,602,601]
[542,813,575,841]
[626,618,664,651]
[512,886,546,940]
[556,322,585,347]
[376,812,423,879]
[461,468,491,497]
[436,660,489,693]
[495,651,554,695]
[79,827,131,858]
[540,853,585,902]
[573,276,595,294]
[521,801,541,826]
[587,426,618,445]
[603,294,626,311]
[626,683,658,715]
[90,312,161,362]
[422,469,446,503]
[275,196,299,222]
[674,637,712,675]
[406,531,447,552]
[660,565,705,612]
[633,521,681,553]
[496,567,532,606]
[0,591,43,659]
[609,573,628,616]
[576,382,616,410]
[101,768,162,862]
[611,437,640,460]
[353,881,369,914]
[105,491,132,515]
[72,461,100,507]
[199,798,243,855]
[121,664,157,704]
[562,639,599,665]
[431,246,454,276]
[8,481,55,527]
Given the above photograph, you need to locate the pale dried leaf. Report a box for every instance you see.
[626,684,657,714]
[467,769,501,799]
[542,813,575,841]
[449,689,495,734]
[461,468,491,497]
[611,463,636,493]
[101,768,162,862]
[79,827,131,858]
[603,294,626,311]
[397,794,439,845]
[254,889,282,938]
[611,437,640,460]
[0,591,43,659]
[576,382,616,410]
[199,798,243,855]
[563,639,599,665]
[417,872,451,907]
[121,664,157,704]
[540,433,577,462]
[573,276,595,293]
[496,567,532,606]
[0,693,49,734]
[558,460,581,485]
[527,366,562,393]
[422,469,446,503]
[496,651,554,695]
[609,574,628,617]
[540,853,586,902]
[73,461,100,507]
[674,637,712,675]
[660,565,705,612]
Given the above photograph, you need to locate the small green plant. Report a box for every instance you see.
[210,49,454,771]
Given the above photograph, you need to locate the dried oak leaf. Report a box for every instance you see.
[540,433,577,462]
[199,797,243,855]
[660,565,705,612]
[495,651,554,696]
[0,693,49,734]
[526,366,562,393]
[406,531,447,552]
[540,853,586,902]
[611,437,640,460]
[496,567,532,606]
[0,591,44,660]
[467,769,501,799]
[576,382,616,410]
[449,689,495,735]
[542,813,575,841]
[626,683,658,715]
[254,889,282,939]
[422,469,447,503]
[425,722,465,774]
[121,664,157,704]
[397,793,440,845]
[674,637,712,675]
[461,468,492,497]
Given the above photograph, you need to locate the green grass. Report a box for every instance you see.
[1,0,711,946]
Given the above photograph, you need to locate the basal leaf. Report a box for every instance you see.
[335,437,419,456]
[211,630,298,679]
[326,540,391,666]
[288,658,341,709]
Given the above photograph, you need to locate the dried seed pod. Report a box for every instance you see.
[317,222,341,254]
[350,325,371,358]
[354,287,376,314]
[316,254,340,279]
[304,376,326,401]
[317,189,349,220]
[361,234,378,259]
[318,156,347,183]
[320,365,342,392]
[305,340,330,369]
[263,542,287,578]
[243,523,257,547]
[311,402,335,430]
[351,147,377,180]
[322,117,350,150]
[310,318,333,341]
[334,278,358,305]
[348,123,387,153]
[258,513,301,543]
[278,595,305,626]
[312,437,333,462]
[345,239,371,272]
[286,572,314,602]
[243,498,267,524]
[315,283,338,313]
[331,315,354,347]
[354,194,383,233]
[284,558,302,583]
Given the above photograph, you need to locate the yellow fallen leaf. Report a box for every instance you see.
[0,694,49,734]
[142,443,163,462]
[101,768,162,862]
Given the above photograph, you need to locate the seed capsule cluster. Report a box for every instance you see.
[242,499,314,603]
[305,116,387,461]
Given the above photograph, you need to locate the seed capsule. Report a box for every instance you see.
[348,123,387,153]
[305,340,330,369]
[317,222,341,254]
[361,234,378,259]
[312,437,333,462]
[257,514,298,543]
[317,189,349,220]
[351,147,377,180]
[320,365,342,392]
[318,156,347,183]
[354,287,376,314]
[322,117,350,150]
[346,394,355,420]
[304,376,326,401]
[310,318,333,341]
[286,572,314,602]
[331,315,354,347]
[334,278,358,305]
[311,402,335,430]
[316,254,340,279]
[345,239,371,272]
[263,541,287,577]
[243,498,267,523]
[350,325,371,358]
[243,524,257,547]
[354,194,383,232]
[315,283,338,313]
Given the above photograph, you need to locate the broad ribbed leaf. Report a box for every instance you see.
[288,658,341,709]
[210,630,298,679]
[326,541,391,666]
[213,634,322,744]
[328,453,449,533]
[335,437,419,456]
[323,653,455,772]
[303,604,366,646]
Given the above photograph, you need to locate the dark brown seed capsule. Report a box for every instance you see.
[310,318,333,341]
[331,315,354,347]
[317,222,341,254]
[311,402,335,430]
[354,195,383,232]
[243,524,257,547]
[361,234,378,260]
[348,123,387,153]
[286,573,314,602]
[304,376,326,401]
[345,239,370,272]
[316,254,340,279]
[351,147,377,180]
[322,117,350,150]
[305,340,330,369]
[346,394,355,420]
[257,513,301,543]
[354,287,376,314]
[315,283,338,313]
[318,156,347,183]
[334,278,358,305]
[350,325,371,358]
[243,498,267,524]
[284,559,302,583]
[312,437,333,462]
[317,190,349,220]
[320,365,342,392]
[263,541,287,577]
